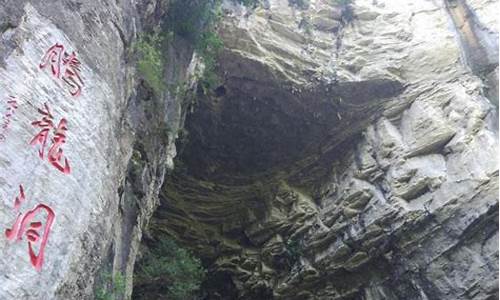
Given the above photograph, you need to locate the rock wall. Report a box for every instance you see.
[148,0,499,299]
[0,1,193,299]
[0,0,497,299]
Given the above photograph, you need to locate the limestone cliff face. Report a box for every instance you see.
[149,0,499,299]
[0,0,498,300]
[0,0,192,299]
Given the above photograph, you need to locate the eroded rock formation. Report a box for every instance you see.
[0,0,498,299]
[144,0,499,299]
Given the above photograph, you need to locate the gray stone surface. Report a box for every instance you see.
[0,0,192,299]
[147,0,499,299]
[0,0,497,299]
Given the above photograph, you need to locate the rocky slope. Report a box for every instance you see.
[0,0,498,299]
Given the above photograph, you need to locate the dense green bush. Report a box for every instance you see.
[95,272,126,300]
[165,0,224,91]
[165,0,217,42]
[133,33,166,95]
[136,238,206,300]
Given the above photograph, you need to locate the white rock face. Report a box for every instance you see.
[0,1,190,299]
[0,3,132,299]
[0,0,497,299]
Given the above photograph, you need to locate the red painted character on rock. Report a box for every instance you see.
[40,43,84,97]
[0,96,18,142]
[39,43,65,78]
[4,185,55,272]
[29,103,54,159]
[47,118,70,174]
[30,103,71,174]
[61,51,83,97]
[4,96,18,122]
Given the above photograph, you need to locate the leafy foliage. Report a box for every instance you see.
[95,272,126,300]
[133,33,166,95]
[165,0,217,42]
[165,0,224,91]
[136,238,206,300]
[195,30,224,90]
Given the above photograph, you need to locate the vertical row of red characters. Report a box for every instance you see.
[0,96,18,142]
[3,43,83,272]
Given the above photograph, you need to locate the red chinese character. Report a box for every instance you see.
[5,203,55,272]
[48,118,70,174]
[40,43,84,97]
[4,97,16,118]
[7,95,18,109]
[29,103,71,174]
[0,96,19,140]
[13,185,25,211]
[62,52,84,97]
[29,103,54,159]
[39,43,65,78]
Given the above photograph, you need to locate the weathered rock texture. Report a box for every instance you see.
[0,0,498,299]
[145,0,499,299]
[0,0,193,299]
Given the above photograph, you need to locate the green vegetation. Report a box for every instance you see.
[164,0,224,92]
[165,1,218,42]
[195,30,224,90]
[134,0,260,95]
[95,272,126,300]
[136,237,206,300]
[133,33,166,95]
[163,0,260,91]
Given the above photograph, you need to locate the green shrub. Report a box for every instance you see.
[195,30,224,90]
[95,272,126,300]
[134,33,165,95]
[136,238,206,300]
[164,0,224,91]
[165,0,220,42]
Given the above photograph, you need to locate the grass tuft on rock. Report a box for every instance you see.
[134,33,166,95]
[95,272,126,300]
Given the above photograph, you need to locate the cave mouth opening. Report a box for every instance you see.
[135,53,405,298]
[176,72,405,186]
